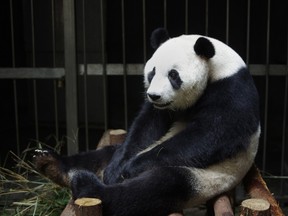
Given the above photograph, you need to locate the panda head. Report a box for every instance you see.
[144,28,246,110]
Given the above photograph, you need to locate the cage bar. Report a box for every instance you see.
[82,0,89,150]
[51,0,59,141]
[30,0,39,141]
[142,0,147,62]
[163,0,167,29]
[225,0,230,44]
[64,0,79,155]
[246,0,251,64]
[100,0,108,131]
[280,28,288,194]
[185,0,189,34]
[262,0,271,172]
[205,0,209,35]
[121,0,128,130]
[10,0,20,155]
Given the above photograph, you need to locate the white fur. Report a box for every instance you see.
[185,125,260,207]
[68,169,80,184]
[144,34,246,110]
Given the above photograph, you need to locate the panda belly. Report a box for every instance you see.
[184,125,260,207]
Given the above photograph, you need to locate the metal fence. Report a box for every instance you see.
[0,0,287,203]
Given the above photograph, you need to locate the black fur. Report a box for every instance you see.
[150,28,170,50]
[147,67,155,83]
[33,28,259,215]
[168,69,183,90]
[194,37,215,59]
[71,167,194,216]
[33,67,259,216]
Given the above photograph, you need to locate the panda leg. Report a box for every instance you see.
[69,167,195,216]
[33,145,118,187]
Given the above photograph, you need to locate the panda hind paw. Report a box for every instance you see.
[32,149,69,185]
[69,170,104,199]
[33,149,59,170]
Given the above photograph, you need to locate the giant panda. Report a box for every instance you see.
[33,28,260,216]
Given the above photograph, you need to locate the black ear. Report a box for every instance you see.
[194,37,215,59]
[150,28,170,50]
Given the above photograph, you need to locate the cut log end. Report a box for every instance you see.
[61,198,102,216]
[74,197,102,207]
[97,129,127,149]
[240,198,270,216]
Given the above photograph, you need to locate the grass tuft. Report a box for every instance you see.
[0,149,71,216]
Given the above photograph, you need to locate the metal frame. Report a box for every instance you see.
[1,2,287,202]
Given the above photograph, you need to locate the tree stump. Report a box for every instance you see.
[97,129,127,149]
[61,198,102,216]
[61,130,127,216]
[240,198,270,216]
[213,193,234,216]
[243,164,284,216]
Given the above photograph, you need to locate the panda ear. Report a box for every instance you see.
[194,37,215,59]
[150,28,170,50]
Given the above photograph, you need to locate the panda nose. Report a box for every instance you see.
[147,93,161,101]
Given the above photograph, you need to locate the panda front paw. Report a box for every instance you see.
[32,149,69,186]
[69,170,104,199]
[121,158,151,180]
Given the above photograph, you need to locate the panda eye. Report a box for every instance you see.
[168,69,179,81]
[168,69,182,90]
[148,67,156,83]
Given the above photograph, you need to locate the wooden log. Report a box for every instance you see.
[109,129,127,145]
[97,129,127,149]
[206,191,234,216]
[61,198,102,216]
[240,198,270,216]
[213,193,234,216]
[243,164,284,216]
[61,130,127,216]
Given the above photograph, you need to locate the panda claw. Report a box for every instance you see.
[33,149,50,157]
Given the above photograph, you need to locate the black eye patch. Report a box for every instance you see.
[147,67,156,83]
[168,69,182,90]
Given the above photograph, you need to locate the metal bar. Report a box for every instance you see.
[51,0,56,68]
[185,0,188,34]
[13,81,20,155]
[262,0,271,172]
[31,0,36,68]
[30,0,39,141]
[82,0,89,150]
[53,81,59,140]
[10,0,20,155]
[163,0,167,29]
[280,68,288,182]
[64,0,79,155]
[100,0,108,130]
[246,0,251,64]
[0,68,65,79]
[1,64,286,78]
[280,26,288,194]
[51,0,59,141]
[205,0,209,36]
[33,80,39,141]
[10,0,15,68]
[121,0,128,129]
[226,0,229,44]
[142,0,147,62]
[77,63,287,76]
